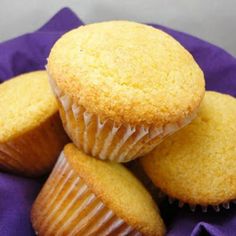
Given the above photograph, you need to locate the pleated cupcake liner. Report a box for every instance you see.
[31,152,141,236]
[163,192,236,213]
[134,182,236,213]
[0,113,68,177]
[49,76,196,162]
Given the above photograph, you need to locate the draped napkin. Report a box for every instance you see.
[0,7,235,236]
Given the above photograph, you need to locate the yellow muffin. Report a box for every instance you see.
[0,71,69,177]
[31,143,165,236]
[140,91,236,211]
[47,21,205,162]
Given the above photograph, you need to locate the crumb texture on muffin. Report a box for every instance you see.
[64,143,165,236]
[140,91,236,205]
[0,71,58,142]
[48,21,205,126]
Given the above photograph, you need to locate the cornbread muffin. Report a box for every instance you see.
[140,91,236,212]
[31,143,165,236]
[0,71,69,177]
[47,20,205,162]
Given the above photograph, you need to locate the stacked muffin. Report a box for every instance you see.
[47,21,204,162]
[7,20,236,235]
[30,21,206,235]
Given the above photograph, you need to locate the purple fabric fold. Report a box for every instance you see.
[0,7,235,236]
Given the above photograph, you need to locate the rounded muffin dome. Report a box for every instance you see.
[0,71,58,142]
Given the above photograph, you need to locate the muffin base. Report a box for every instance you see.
[31,152,141,236]
[129,162,236,213]
[50,77,196,162]
[162,192,236,212]
[0,113,68,177]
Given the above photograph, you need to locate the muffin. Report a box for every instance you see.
[31,143,165,236]
[140,91,236,212]
[47,21,205,162]
[0,71,69,177]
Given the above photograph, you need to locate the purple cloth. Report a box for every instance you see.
[0,7,235,236]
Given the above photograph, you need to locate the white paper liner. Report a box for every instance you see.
[32,152,142,236]
[49,76,196,162]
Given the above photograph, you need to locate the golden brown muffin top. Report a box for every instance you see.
[140,91,236,206]
[48,21,205,126]
[64,143,165,236]
[0,71,57,142]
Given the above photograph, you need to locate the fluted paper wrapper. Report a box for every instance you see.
[31,152,141,235]
[166,194,236,213]
[50,77,196,162]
